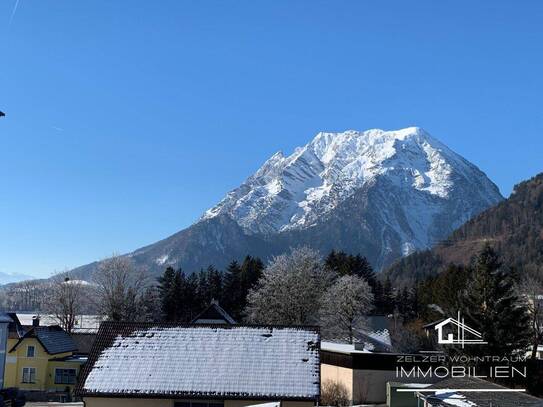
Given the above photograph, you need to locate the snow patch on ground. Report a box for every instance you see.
[155,254,169,266]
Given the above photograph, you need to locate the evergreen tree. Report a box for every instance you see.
[382,277,395,315]
[396,287,411,318]
[158,266,177,321]
[350,254,376,286]
[373,280,384,314]
[239,255,264,315]
[325,251,375,284]
[171,269,187,322]
[240,256,264,292]
[222,260,243,317]
[140,286,162,322]
[325,250,350,276]
[206,265,223,303]
[185,272,200,321]
[462,245,531,356]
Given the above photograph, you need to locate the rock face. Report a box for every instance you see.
[72,127,503,278]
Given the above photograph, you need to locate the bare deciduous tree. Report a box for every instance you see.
[2,279,45,311]
[44,273,86,333]
[319,275,373,344]
[245,247,333,325]
[320,379,350,406]
[93,255,149,321]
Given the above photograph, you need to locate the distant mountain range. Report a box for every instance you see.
[386,172,543,285]
[71,127,503,279]
[0,271,35,285]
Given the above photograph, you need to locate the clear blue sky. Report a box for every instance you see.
[1,1,542,278]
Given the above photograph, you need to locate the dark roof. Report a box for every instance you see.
[70,332,97,355]
[422,377,543,406]
[10,325,77,355]
[191,300,237,325]
[76,322,320,400]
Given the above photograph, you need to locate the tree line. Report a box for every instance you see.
[389,245,539,360]
[3,243,538,362]
[157,255,264,322]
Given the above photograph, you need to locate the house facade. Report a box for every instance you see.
[76,322,320,407]
[1,313,86,395]
[320,342,438,404]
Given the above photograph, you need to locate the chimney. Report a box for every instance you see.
[32,316,40,327]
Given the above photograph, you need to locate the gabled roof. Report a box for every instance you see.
[77,322,320,400]
[191,300,237,325]
[10,325,77,355]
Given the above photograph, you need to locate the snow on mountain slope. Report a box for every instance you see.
[70,126,503,277]
[202,127,502,250]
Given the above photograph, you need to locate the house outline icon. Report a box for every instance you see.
[434,311,487,348]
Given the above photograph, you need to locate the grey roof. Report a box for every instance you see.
[77,322,320,400]
[11,325,77,355]
[421,377,543,407]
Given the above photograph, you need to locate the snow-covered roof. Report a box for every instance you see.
[426,390,477,407]
[320,327,393,354]
[320,341,370,354]
[77,323,320,400]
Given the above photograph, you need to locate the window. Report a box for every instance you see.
[54,368,77,385]
[22,367,36,383]
[174,402,224,407]
[26,345,35,357]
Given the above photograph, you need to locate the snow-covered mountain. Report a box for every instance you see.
[72,127,503,277]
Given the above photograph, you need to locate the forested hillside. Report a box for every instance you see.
[387,173,543,285]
